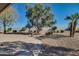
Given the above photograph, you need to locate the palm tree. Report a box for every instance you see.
[65,13,79,37]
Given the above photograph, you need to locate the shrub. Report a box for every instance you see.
[52,26,57,31]
[56,30,59,33]
[7,27,12,32]
[45,31,53,36]
[13,30,17,33]
[60,30,64,33]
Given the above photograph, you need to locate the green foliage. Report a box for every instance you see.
[52,26,57,31]
[65,13,79,22]
[65,13,79,37]
[0,7,18,34]
[0,7,18,26]
[65,13,79,29]
[26,4,55,28]
[7,27,12,32]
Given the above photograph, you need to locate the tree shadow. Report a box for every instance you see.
[0,41,78,56]
[39,45,78,56]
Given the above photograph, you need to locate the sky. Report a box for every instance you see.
[11,3,79,29]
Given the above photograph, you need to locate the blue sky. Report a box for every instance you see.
[11,3,79,29]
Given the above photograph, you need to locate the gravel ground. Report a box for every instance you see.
[0,41,79,56]
[35,32,79,50]
[0,32,79,56]
[0,34,42,44]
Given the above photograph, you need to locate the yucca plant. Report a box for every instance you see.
[65,13,79,37]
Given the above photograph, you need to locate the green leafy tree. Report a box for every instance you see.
[26,4,55,34]
[0,7,18,34]
[65,13,79,37]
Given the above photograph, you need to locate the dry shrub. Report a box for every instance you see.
[13,30,17,33]
[45,31,53,36]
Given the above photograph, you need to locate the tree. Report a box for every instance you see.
[65,13,79,37]
[26,4,55,34]
[25,20,32,32]
[0,6,18,34]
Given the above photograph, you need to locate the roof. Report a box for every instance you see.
[0,3,10,13]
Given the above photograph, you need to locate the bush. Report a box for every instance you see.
[7,28,12,32]
[52,26,57,31]
[56,30,59,33]
[13,30,17,33]
[60,30,64,33]
[45,31,53,36]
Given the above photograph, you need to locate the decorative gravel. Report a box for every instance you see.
[0,41,79,56]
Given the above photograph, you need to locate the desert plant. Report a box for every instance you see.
[51,26,57,32]
[60,30,64,33]
[56,30,59,33]
[45,31,53,36]
[0,7,18,34]
[26,4,55,34]
[65,13,79,37]
[13,30,17,33]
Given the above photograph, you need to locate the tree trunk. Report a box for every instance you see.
[37,27,40,34]
[28,28,30,33]
[70,20,77,37]
[3,20,6,34]
[70,23,72,37]
[36,21,40,34]
[70,22,74,37]
[28,28,33,37]
[72,23,74,37]
[72,21,77,37]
